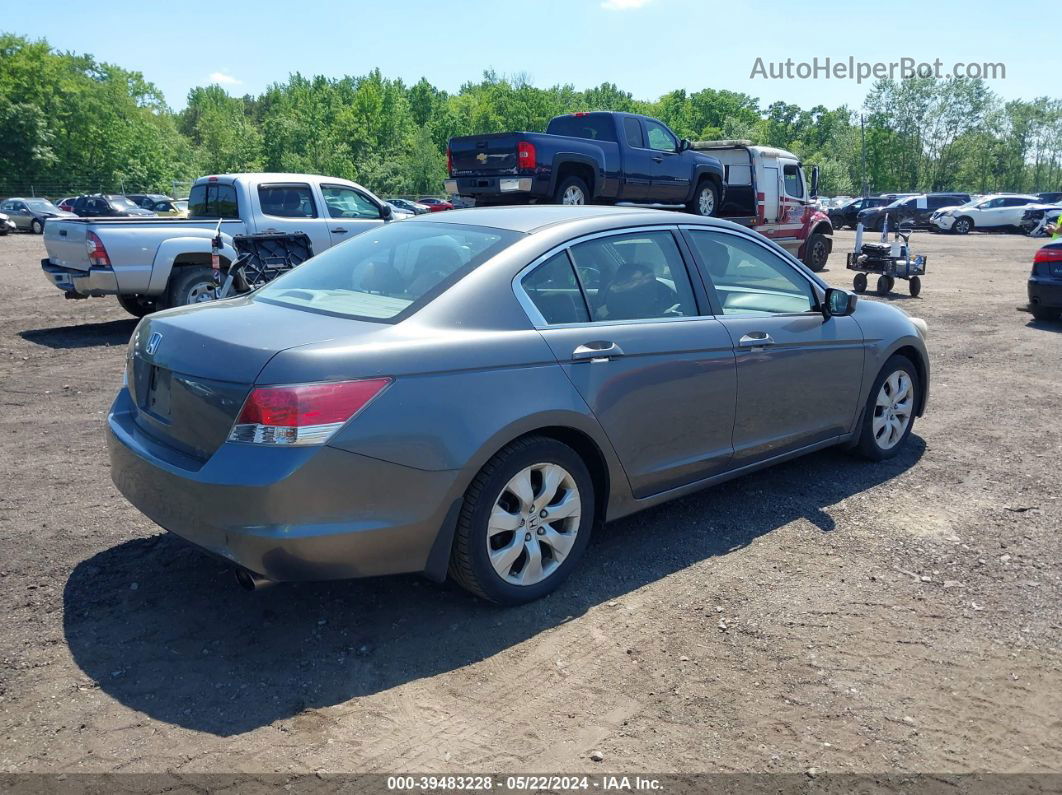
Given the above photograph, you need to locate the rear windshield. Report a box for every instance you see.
[546,114,617,142]
[188,182,240,219]
[255,221,521,322]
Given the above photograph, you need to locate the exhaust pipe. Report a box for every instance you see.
[234,567,275,591]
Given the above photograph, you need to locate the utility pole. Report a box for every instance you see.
[860,114,869,198]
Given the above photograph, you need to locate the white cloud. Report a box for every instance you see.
[601,0,652,9]
[209,72,241,86]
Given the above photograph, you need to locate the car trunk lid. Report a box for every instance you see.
[127,297,382,461]
[449,132,522,175]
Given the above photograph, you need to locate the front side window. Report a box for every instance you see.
[258,184,317,218]
[322,185,382,219]
[522,251,590,325]
[256,222,520,322]
[688,230,815,316]
[783,164,804,198]
[568,230,697,322]
[644,120,676,152]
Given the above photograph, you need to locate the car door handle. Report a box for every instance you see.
[331,227,349,233]
[738,332,775,349]
[572,341,624,361]
[652,156,664,163]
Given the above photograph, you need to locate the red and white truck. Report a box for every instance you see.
[693,140,833,271]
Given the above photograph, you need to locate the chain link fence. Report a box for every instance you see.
[0,179,196,202]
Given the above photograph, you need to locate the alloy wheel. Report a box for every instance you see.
[486,463,581,586]
[698,186,715,215]
[562,186,585,205]
[872,370,914,450]
[187,281,218,304]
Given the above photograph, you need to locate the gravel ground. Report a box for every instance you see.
[0,228,1059,775]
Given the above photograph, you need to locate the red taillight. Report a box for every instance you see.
[1034,247,1062,264]
[1033,246,1062,276]
[86,231,111,268]
[446,146,453,175]
[573,112,589,117]
[517,141,537,171]
[229,378,392,445]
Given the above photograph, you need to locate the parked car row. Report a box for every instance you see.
[829,191,1062,236]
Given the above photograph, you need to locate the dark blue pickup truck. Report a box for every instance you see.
[445,111,727,216]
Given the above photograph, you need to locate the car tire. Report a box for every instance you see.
[30,219,43,234]
[686,180,719,217]
[853,272,868,293]
[908,276,922,298]
[449,435,595,605]
[854,354,919,461]
[1030,304,1061,322]
[116,294,158,318]
[553,176,589,206]
[166,266,219,307]
[876,275,892,295]
[953,217,973,235]
[803,233,830,272]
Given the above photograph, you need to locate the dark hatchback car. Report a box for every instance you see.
[109,206,929,605]
[1029,241,1062,321]
[71,194,156,218]
[829,196,890,229]
[858,193,971,231]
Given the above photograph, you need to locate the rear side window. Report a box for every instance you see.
[622,118,643,148]
[569,230,697,322]
[259,184,317,218]
[522,252,590,325]
[546,114,617,142]
[256,222,520,322]
[188,183,240,219]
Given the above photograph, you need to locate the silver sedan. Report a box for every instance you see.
[108,206,929,605]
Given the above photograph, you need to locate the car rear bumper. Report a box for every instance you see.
[41,258,119,296]
[1029,277,1062,310]
[107,388,461,582]
[445,175,549,200]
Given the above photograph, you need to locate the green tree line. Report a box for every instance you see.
[3,33,1061,199]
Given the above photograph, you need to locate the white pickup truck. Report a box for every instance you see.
[41,173,397,316]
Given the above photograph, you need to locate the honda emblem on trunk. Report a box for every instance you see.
[146,332,162,355]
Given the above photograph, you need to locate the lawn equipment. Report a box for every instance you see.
[847,217,926,297]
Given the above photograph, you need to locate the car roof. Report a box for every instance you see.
[403,204,744,234]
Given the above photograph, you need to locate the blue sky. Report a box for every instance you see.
[4,0,1050,112]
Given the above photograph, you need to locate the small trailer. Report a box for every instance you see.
[846,218,926,297]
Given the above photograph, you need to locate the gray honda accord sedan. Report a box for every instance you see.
[108,206,929,604]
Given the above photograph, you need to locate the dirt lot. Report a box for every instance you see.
[0,228,1059,776]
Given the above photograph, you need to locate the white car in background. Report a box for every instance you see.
[930,194,1050,234]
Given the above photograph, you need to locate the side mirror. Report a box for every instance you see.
[823,287,857,318]
[678,138,691,152]
[380,203,393,221]
[809,165,820,199]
